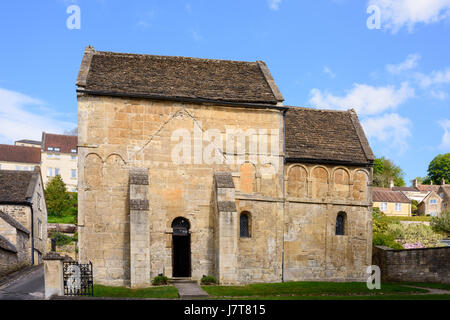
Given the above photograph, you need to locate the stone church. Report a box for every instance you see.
[76,46,374,287]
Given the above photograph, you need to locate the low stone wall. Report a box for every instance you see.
[0,248,28,278]
[372,245,450,283]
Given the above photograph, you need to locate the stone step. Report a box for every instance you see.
[173,282,209,299]
[169,277,197,284]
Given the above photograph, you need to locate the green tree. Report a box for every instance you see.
[373,157,406,188]
[427,153,450,185]
[44,175,71,217]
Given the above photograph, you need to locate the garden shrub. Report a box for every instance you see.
[431,211,450,235]
[372,233,404,250]
[50,231,76,246]
[201,275,217,285]
[152,274,169,286]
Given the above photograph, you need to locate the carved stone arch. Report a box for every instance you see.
[352,170,369,201]
[239,162,256,194]
[311,166,329,199]
[105,153,128,187]
[287,164,308,198]
[84,153,104,189]
[260,163,278,197]
[332,167,351,200]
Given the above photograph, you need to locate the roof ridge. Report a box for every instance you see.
[285,106,351,113]
[94,49,259,64]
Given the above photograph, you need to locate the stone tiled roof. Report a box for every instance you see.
[42,132,78,154]
[372,187,411,203]
[76,47,284,105]
[0,210,30,234]
[0,234,17,253]
[0,144,41,164]
[392,186,418,192]
[416,184,440,192]
[284,107,375,165]
[214,172,235,188]
[0,169,39,204]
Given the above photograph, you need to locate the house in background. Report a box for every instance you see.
[0,211,30,276]
[417,191,442,217]
[0,144,41,172]
[14,139,42,149]
[372,187,411,216]
[438,183,450,214]
[41,132,78,192]
[0,167,48,265]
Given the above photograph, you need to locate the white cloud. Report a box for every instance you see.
[439,119,450,150]
[415,68,450,87]
[323,66,336,79]
[268,0,282,11]
[431,90,449,100]
[368,0,450,32]
[386,53,420,74]
[362,113,412,154]
[308,82,414,115]
[0,88,75,144]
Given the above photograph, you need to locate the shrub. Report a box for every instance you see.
[400,223,444,247]
[50,231,76,246]
[431,211,450,235]
[372,233,404,250]
[201,275,217,285]
[152,274,169,286]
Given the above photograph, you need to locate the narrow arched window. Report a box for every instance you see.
[240,212,250,238]
[336,212,346,236]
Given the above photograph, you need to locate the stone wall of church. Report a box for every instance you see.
[77,94,284,286]
[283,163,373,281]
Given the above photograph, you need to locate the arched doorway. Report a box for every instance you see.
[171,217,191,277]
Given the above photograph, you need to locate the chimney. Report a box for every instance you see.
[413,179,418,188]
[389,180,394,189]
[431,180,433,185]
[443,178,446,185]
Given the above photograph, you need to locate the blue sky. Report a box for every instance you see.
[0,0,449,184]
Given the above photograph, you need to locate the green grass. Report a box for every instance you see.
[213,294,450,300]
[399,282,450,291]
[93,284,179,299]
[48,215,77,224]
[201,281,427,297]
[385,216,432,222]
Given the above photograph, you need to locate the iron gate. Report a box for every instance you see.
[63,261,94,296]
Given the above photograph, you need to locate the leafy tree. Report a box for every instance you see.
[44,175,71,217]
[427,153,450,185]
[373,157,406,188]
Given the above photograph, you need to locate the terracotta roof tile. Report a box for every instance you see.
[76,47,283,105]
[284,107,374,164]
[42,133,78,154]
[0,144,41,164]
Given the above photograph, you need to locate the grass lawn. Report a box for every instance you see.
[93,284,179,299]
[48,215,77,224]
[217,294,450,300]
[385,216,432,222]
[399,282,450,291]
[201,281,428,298]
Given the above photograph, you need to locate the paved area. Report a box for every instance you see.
[173,282,209,299]
[0,265,44,300]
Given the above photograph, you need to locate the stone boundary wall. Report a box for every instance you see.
[372,245,450,283]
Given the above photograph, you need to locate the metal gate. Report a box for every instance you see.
[63,261,94,296]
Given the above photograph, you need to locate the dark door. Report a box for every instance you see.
[171,217,191,278]
[172,234,191,277]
